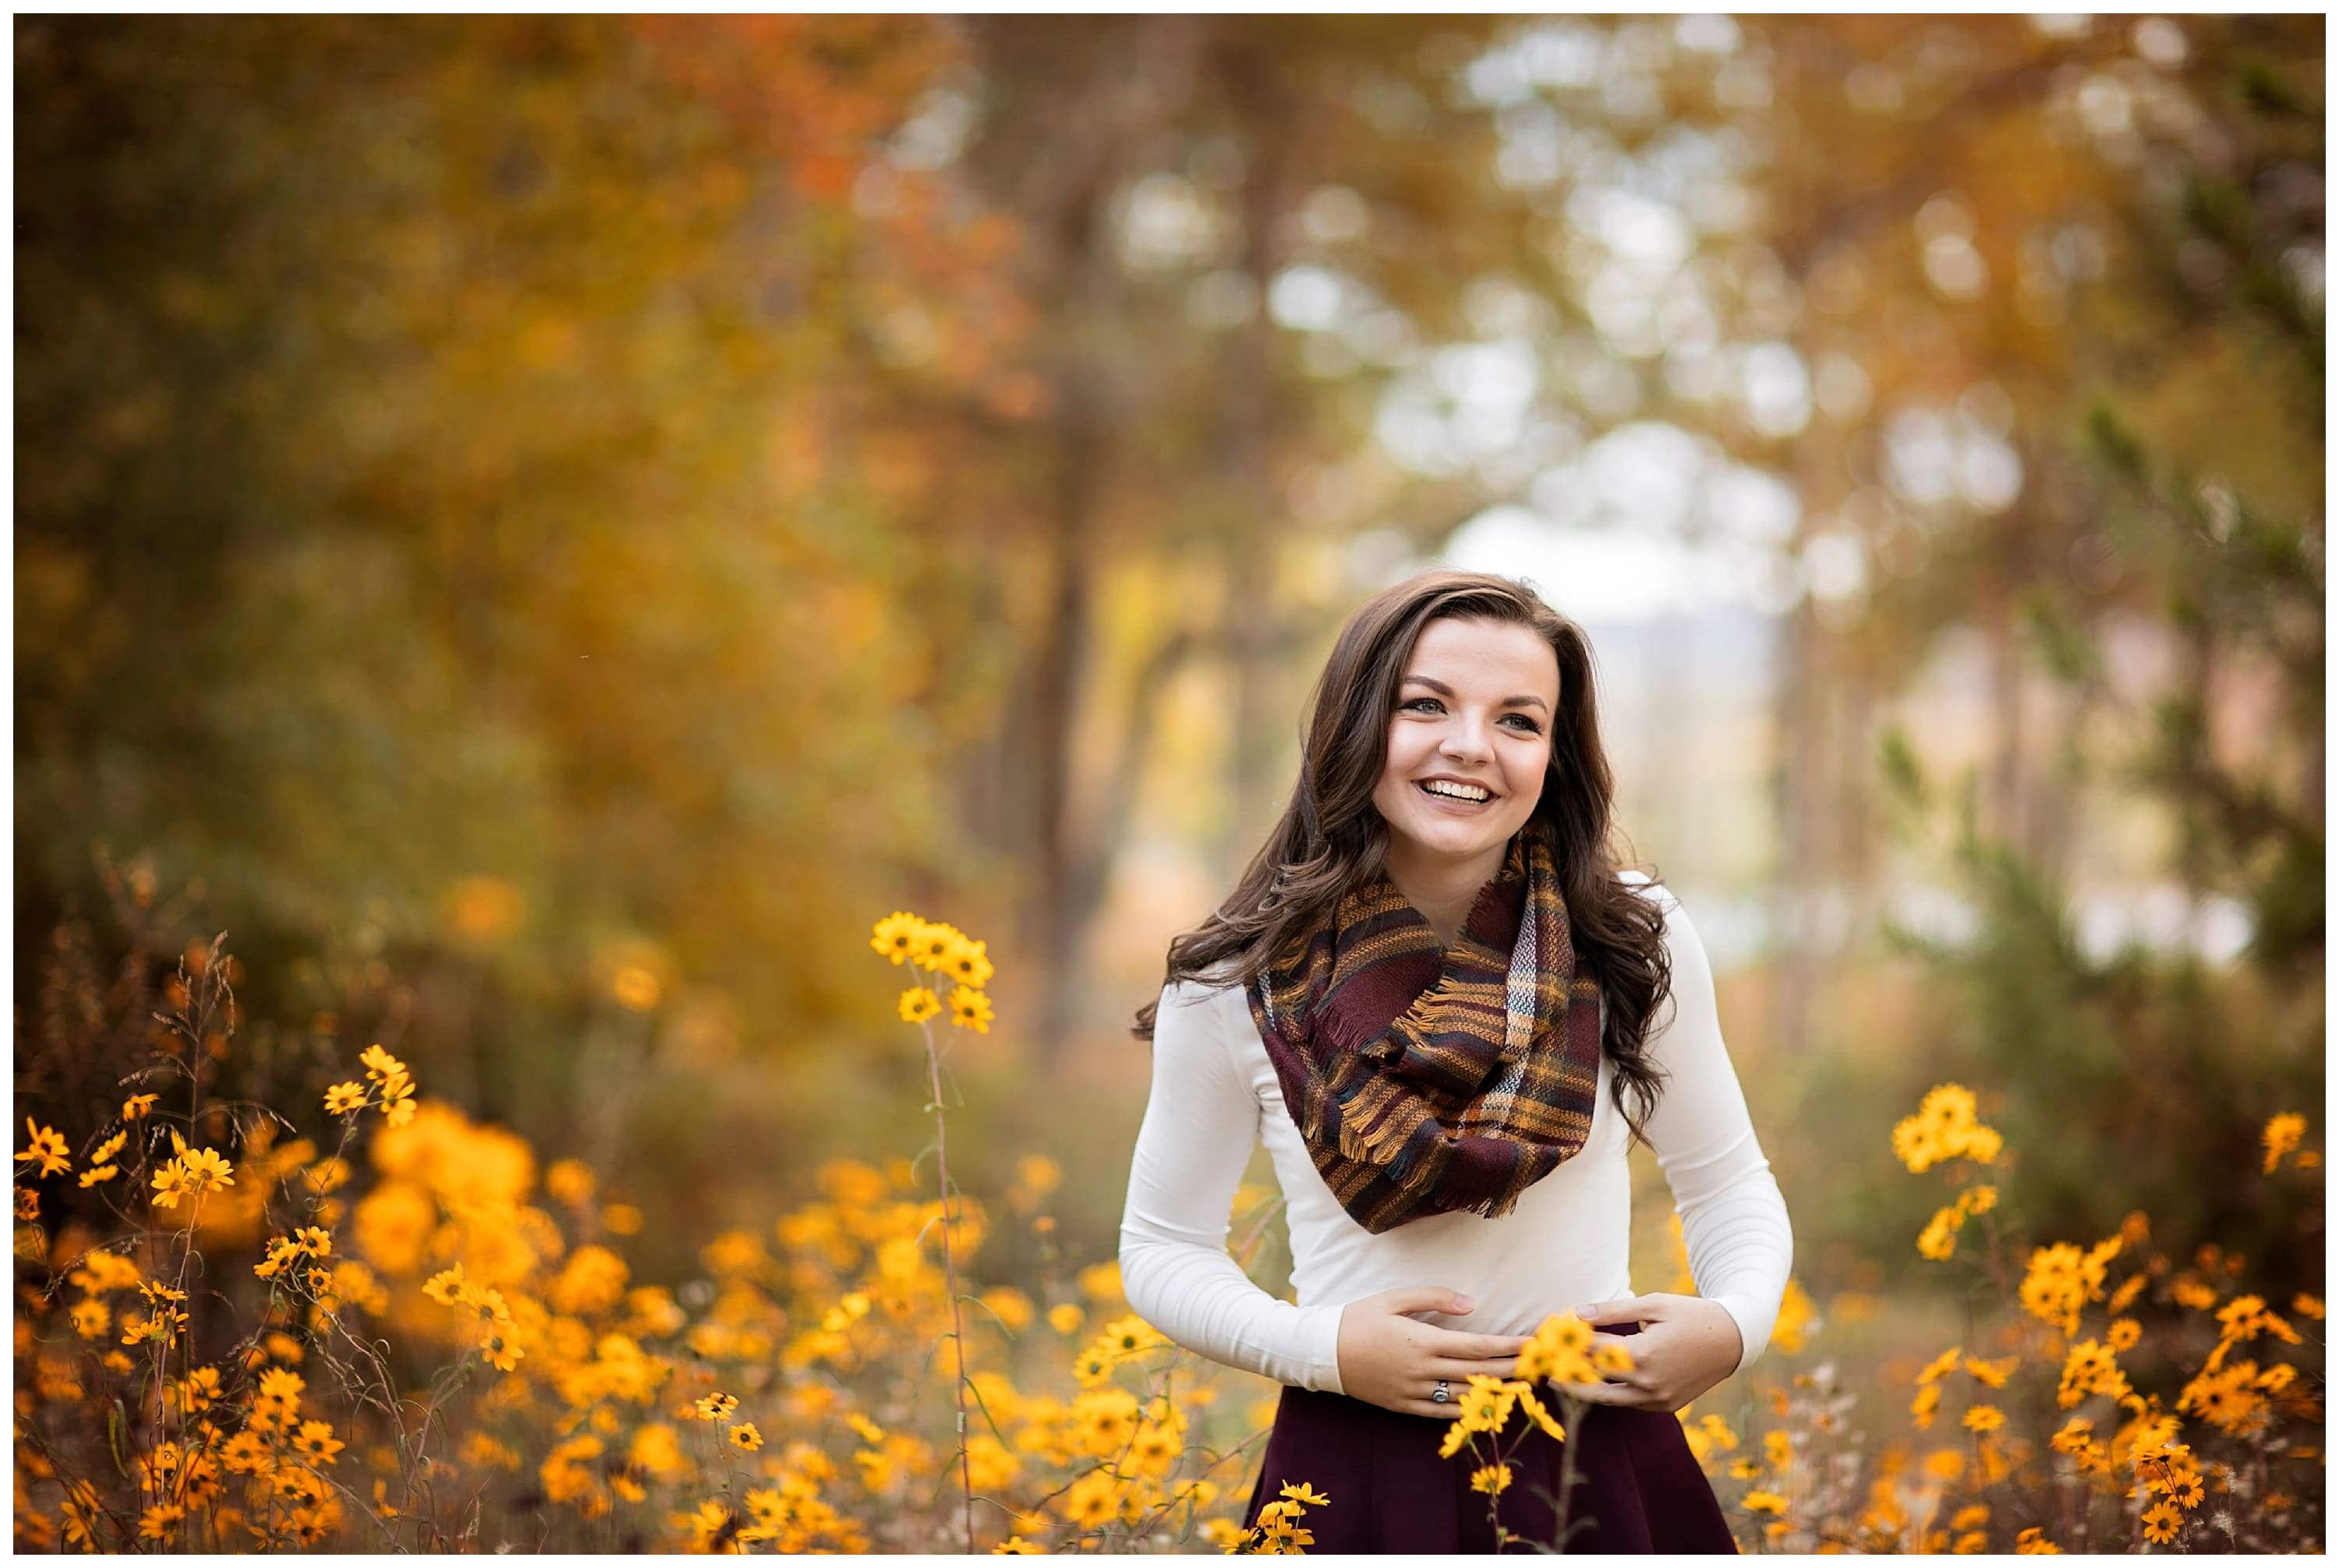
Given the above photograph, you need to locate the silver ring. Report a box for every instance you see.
[1431,1379,1451,1403]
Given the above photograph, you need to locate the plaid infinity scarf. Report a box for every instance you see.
[1243,830,1605,1235]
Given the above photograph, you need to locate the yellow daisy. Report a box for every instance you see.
[942,935,996,990]
[17,1120,70,1177]
[912,922,963,972]
[949,986,994,1034]
[870,911,925,966]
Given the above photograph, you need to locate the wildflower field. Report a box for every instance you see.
[12,873,2325,1553]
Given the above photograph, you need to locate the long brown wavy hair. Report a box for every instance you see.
[1132,569,1676,1147]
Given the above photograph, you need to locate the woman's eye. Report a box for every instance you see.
[1400,696,1541,734]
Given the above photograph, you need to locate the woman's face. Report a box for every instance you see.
[1370,615,1559,866]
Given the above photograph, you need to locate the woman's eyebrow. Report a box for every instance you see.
[1400,674,1550,713]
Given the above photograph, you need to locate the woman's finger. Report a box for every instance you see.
[1417,1328,1532,1361]
[1428,1354,1534,1379]
[1552,1378,1643,1407]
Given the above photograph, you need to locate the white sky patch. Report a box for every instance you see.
[1438,502,1800,624]
[1433,419,1806,623]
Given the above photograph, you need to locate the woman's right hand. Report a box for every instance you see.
[1333,1287,1530,1418]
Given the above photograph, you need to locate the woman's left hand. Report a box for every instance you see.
[1553,1294,1742,1412]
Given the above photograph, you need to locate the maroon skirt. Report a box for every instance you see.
[1238,1324,1738,1555]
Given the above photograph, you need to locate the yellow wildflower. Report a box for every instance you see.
[1742,1490,1788,1515]
[69,1252,140,1293]
[2262,1113,2307,1173]
[122,1093,157,1120]
[1909,1382,1941,1428]
[1254,1502,1315,1552]
[150,1146,234,1210]
[292,1420,345,1465]
[171,1365,221,1417]
[1017,1153,1062,1195]
[1916,1205,1960,1261]
[941,934,996,990]
[898,986,942,1025]
[2173,1276,2218,1311]
[2140,1501,2182,1545]
[1962,1405,2005,1433]
[948,986,994,1034]
[1963,1354,2017,1389]
[2018,1237,2121,1334]
[2215,1294,2301,1347]
[2015,1526,2061,1553]
[2106,1318,2141,1351]
[17,1120,70,1177]
[2292,1293,2324,1320]
[610,965,660,1010]
[1891,1085,2001,1173]
[1047,1303,1084,1335]
[324,1082,367,1116]
[911,922,963,972]
[870,911,925,965]
[730,1423,763,1452]
[1516,1311,1597,1384]
[1469,1463,1512,1495]
[2177,1361,2267,1435]
[1099,1314,1166,1359]
[1511,1383,1566,1444]
[2057,1340,2129,1409]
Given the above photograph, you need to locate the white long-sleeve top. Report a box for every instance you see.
[1118,872,1792,1396]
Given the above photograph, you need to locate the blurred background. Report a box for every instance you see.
[16,15,2323,1318]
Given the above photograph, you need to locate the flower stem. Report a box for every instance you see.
[920,1018,976,1552]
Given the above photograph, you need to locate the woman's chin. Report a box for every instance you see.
[1398,812,1512,857]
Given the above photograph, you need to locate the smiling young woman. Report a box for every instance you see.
[1120,570,1790,1554]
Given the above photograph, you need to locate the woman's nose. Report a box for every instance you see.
[1440,720,1495,760]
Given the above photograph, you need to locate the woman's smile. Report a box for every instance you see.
[1414,777,1499,813]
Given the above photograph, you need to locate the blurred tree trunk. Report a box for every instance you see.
[966,16,1205,1064]
[1216,44,1298,890]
